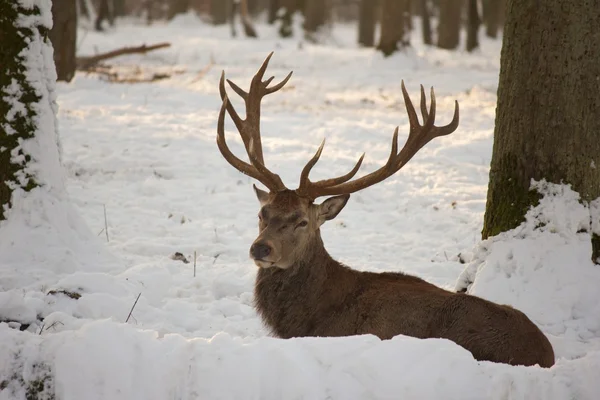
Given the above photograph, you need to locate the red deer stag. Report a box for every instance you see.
[216,53,555,368]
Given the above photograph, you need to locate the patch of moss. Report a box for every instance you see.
[482,153,542,239]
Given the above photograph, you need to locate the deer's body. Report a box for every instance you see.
[254,225,554,368]
[216,53,555,368]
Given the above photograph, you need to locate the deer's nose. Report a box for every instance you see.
[250,242,271,260]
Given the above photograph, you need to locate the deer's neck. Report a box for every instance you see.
[254,232,355,338]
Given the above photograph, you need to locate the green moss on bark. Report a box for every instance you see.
[0,2,46,220]
[482,153,542,239]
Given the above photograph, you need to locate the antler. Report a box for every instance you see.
[216,52,292,192]
[296,81,459,200]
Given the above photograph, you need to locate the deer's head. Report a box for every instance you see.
[217,53,459,269]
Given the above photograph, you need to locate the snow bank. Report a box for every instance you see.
[2,184,599,399]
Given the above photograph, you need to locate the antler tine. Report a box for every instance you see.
[420,85,428,122]
[296,84,459,200]
[217,53,291,192]
[217,96,279,189]
[313,153,365,187]
[298,139,326,191]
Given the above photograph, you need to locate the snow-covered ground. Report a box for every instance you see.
[1,12,599,399]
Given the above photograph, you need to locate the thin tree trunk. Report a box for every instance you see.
[421,0,432,45]
[482,0,600,264]
[168,0,189,20]
[240,0,258,37]
[304,0,328,41]
[358,0,377,47]
[466,0,479,51]
[484,0,502,38]
[377,0,409,56]
[50,0,77,82]
[211,0,230,24]
[268,0,279,24]
[437,0,463,50]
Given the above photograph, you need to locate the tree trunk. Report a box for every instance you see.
[268,0,279,24]
[482,0,600,264]
[211,0,230,24]
[377,0,409,56]
[437,0,463,50]
[50,0,77,82]
[1,0,51,220]
[420,0,432,45]
[358,0,377,47]
[465,0,479,51]
[168,0,189,20]
[304,0,328,40]
[483,0,502,38]
[240,0,258,37]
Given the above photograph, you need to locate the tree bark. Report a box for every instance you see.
[465,0,479,52]
[420,0,432,45]
[482,0,600,263]
[1,1,48,220]
[377,0,409,56]
[358,0,377,47]
[437,0,463,50]
[50,0,77,82]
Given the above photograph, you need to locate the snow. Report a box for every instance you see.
[1,11,599,399]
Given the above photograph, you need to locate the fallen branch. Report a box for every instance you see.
[126,293,142,323]
[77,42,171,70]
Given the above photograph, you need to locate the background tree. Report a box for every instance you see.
[267,0,279,23]
[482,0,600,263]
[420,0,432,45]
[303,0,329,42]
[49,0,77,82]
[358,0,377,47]
[437,0,463,50]
[465,0,479,51]
[377,0,410,56]
[483,0,504,38]
[211,0,230,24]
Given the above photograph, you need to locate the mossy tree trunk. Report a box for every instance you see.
[482,0,600,264]
[437,0,463,50]
[377,0,409,56]
[49,0,77,82]
[0,1,49,220]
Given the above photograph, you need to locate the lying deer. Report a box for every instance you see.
[216,53,555,368]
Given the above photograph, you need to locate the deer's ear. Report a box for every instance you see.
[317,194,350,225]
[253,184,270,206]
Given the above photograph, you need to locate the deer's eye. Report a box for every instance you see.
[296,221,308,229]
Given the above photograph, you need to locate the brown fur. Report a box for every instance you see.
[251,190,555,368]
